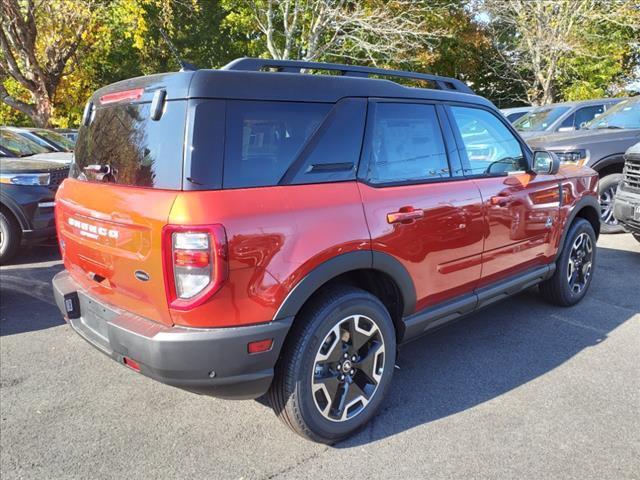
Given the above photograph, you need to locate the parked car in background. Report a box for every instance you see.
[613,142,640,242]
[54,128,78,145]
[5,126,75,152]
[0,128,72,165]
[528,96,640,233]
[52,57,600,444]
[514,98,623,139]
[501,106,533,123]
[0,156,69,262]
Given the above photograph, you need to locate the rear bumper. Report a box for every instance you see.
[52,270,293,399]
[614,189,640,234]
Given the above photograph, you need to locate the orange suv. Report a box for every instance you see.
[52,58,600,443]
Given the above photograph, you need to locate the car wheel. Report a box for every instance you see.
[598,173,624,234]
[269,286,396,444]
[0,210,20,264]
[539,218,597,306]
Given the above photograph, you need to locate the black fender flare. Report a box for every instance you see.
[273,250,416,320]
[554,195,601,262]
[0,194,30,231]
[591,154,624,173]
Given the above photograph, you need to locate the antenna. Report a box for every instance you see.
[159,28,197,72]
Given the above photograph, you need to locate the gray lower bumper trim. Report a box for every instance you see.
[52,270,293,399]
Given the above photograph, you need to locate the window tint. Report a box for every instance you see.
[450,106,527,176]
[365,103,450,184]
[223,101,331,188]
[574,105,604,128]
[287,98,366,185]
[73,101,186,189]
[559,113,575,129]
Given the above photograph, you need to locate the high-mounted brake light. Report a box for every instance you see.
[99,88,144,105]
[162,225,228,310]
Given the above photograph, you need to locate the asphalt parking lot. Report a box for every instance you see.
[1,235,639,479]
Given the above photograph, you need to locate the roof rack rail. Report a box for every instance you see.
[222,57,474,95]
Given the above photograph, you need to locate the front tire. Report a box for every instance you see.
[540,218,597,306]
[598,173,624,234]
[269,286,396,444]
[0,210,20,264]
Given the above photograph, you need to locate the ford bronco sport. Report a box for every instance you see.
[52,58,600,443]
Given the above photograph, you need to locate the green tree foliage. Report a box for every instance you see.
[1,0,638,127]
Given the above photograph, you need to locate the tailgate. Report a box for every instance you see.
[55,179,177,326]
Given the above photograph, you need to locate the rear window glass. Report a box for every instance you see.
[223,101,331,188]
[72,100,186,189]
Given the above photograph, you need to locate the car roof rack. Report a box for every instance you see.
[222,57,474,95]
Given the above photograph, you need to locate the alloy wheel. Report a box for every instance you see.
[311,314,385,422]
[567,232,593,295]
[599,184,618,226]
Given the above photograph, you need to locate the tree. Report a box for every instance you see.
[225,0,448,65]
[479,0,640,105]
[0,0,97,127]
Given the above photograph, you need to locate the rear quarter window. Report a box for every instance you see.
[223,101,332,188]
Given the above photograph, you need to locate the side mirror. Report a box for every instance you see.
[532,151,560,175]
[557,126,576,132]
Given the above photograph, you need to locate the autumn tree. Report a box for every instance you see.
[224,0,449,65]
[479,0,640,105]
[0,0,98,127]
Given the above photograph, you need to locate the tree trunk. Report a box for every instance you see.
[32,89,52,127]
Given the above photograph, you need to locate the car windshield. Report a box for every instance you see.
[585,99,640,130]
[33,129,75,151]
[0,129,50,157]
[513,106,571,132]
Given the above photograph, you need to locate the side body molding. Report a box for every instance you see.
[273,250,417,320]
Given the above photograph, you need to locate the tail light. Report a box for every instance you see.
[162,225,228,310]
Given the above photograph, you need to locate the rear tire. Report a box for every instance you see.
[0,210,20,264]
[598,173,624,234]
[540,218,596,306]
[269,286,396,444]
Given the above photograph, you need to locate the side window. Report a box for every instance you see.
[365,103,450,185]
[450,106,527,176]
[286,98,366,185]
[223,101,331,188]
[559,113,576,129]
[574,105,604,128]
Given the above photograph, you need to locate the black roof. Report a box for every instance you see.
[92,57,493,109]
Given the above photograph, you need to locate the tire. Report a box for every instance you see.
[539,218,597,306]
[0,210,20,264]
[269,286,396,444]
[598,173,624,234]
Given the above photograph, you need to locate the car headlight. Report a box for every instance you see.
[552,149,588,165]
[0,173,50,186]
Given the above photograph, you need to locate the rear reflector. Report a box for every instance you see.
[123,357,141,372]
[100,88,144,105]
[248,339,273,354]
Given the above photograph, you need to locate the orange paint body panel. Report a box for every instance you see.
[167,182,370,327]
[55,179,177,326]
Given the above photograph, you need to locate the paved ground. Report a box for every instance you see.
[1,235,639,479]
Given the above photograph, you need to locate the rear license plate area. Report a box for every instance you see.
[79,295,110,342]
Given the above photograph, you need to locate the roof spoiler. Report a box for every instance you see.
[222,57,474,94]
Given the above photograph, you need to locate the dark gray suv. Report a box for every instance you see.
[528,97,640,233]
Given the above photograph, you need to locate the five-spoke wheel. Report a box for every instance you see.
[311,315,385,422]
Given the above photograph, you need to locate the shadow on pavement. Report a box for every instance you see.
[0,246,64,336]
[331,244,639,447]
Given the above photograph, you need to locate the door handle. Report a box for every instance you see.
[490,194,513,206]
[387,207,424,224]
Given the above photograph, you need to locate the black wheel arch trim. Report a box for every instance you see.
[0,195,30,231]
[554,195,601,262]
[591,154,624,173]
[273,250,417,320]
